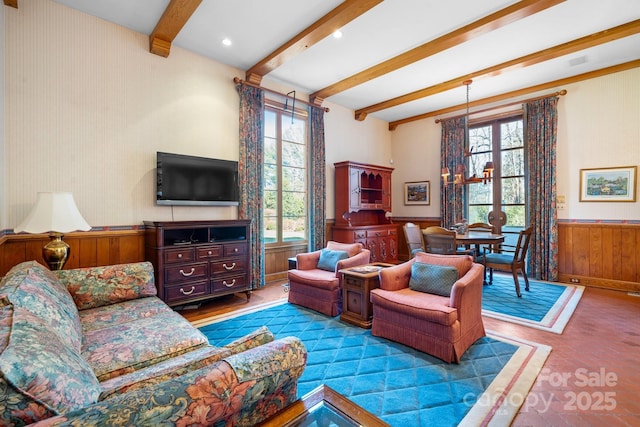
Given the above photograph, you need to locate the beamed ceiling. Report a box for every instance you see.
[7,0,640,129]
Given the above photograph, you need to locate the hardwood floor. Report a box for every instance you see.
[179,280,640,426]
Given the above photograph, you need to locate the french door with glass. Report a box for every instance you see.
[466,115,526,243]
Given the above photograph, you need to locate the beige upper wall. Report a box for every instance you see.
[2,0,391,229]
[390,67,640,221]
[2,0,638,230]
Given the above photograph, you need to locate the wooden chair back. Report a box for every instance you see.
[467,222,495,233]
[403,222,425,256]
[423,226,458,255]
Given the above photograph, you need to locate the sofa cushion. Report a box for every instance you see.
[0,310,100,414]
[409,262,459,297]
[79,296,175,333]
[83,309,209,381]
[317,249,349,272]
[326,241,362,257]
[99,326,275,400]
[0,261,82,350]
[55,262,157,310]
[370,288,457,326]
[287,268,340,289]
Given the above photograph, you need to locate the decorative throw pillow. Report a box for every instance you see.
[409,262,459,297]
[317,249,349,272]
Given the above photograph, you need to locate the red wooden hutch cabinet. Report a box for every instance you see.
[332,161,398,263]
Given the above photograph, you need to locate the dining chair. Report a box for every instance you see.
[465,222,496,258]
[423,226,474,256]
[482,226,533,297]
[403,222,425,257]
[467,222,495,233]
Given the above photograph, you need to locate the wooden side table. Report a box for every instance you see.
[339,263,393,328]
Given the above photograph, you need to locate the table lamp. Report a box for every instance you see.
[15,192,91,270]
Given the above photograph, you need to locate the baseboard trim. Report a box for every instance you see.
[558,274,639,293]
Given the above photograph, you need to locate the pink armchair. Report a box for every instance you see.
[370,252,485,363]
[287,241,371,316]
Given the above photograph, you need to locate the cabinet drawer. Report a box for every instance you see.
[197,245,222,260]
[353,230,366,240]
[164,280,209,303]
[164,247,195,263]
[366,229,388,238]
[165,262,208,284]
[223,243,247,257]
[344,276,363,288]
[211,258,247,275]
[211,275,248,293]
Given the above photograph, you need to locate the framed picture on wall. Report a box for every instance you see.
[579,166,637,202]
[404,181,430,205]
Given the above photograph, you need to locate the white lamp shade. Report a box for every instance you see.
[15,192,91,234]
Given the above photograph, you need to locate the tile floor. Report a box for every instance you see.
[180,280,640,426]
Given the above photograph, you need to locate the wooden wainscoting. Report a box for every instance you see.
[0,229,145,277]
[264,221,335,283]
[264,243,307,283]
[558,222,640,292]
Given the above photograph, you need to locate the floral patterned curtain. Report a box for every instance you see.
[525,96,559,281]
[236,84,265,288]
[440,117,466,228]
[309,106,326,251]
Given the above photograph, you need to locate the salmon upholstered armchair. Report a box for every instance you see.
[287,241,371,317]
[370,252,485,363]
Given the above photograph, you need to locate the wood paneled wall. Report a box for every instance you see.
[558,222,640,292]
[0,230,145,276]
[2,222,638,292]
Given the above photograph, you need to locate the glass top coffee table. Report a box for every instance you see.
[259,385,389,426]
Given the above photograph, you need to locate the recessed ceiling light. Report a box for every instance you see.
[222,38,232,46]
[333,30,343,39]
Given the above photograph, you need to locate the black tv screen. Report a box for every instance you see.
[156,152,239,206]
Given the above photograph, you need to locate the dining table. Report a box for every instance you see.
[453,231,504,285]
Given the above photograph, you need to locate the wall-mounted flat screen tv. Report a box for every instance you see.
[156,152,239,206]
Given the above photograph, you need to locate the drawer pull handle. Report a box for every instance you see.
[207,251,213,256]
[180,268,195,277]
[180,286,195,295]
[223,279,236,288]
[233,248,239,253]
[177,253,183,259]
[223,262,236,270]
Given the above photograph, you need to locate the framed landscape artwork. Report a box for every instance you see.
[579,166,637,202]
[404,181,430,205]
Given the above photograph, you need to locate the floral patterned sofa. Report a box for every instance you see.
[0,260,307,426]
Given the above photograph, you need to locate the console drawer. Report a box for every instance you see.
[224,243,247,257]
[197,245,222,260]
[165,262,208,284]
[164,247,195,263]
[211,275,248,293]
[211,258,247,275]
[164,280,209,303]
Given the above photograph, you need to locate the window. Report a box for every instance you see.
[263,104,308,245]
[466,115,526,240]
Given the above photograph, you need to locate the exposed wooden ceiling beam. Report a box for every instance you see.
[356,19,640,120]
[388,59,640,130]
[4,0,18,8]
[149,0,202,58]
[245,0,383,91]
[310,0,566,104]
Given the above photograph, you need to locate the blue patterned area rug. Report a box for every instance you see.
[482,273,584,334]
[198,302,550,427]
